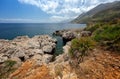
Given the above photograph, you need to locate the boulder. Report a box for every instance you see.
[42,45,55,54]
[62,31,77,40]
[62,31,77,44]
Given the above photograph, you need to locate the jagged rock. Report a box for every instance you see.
[62,31,77,44]
[62,31,77,40]
[0,35,57,64]
[42,45,54,54]
[27,40,40,49]
[53,30,68,36]
[33,49,44,55]
[11,49,25,58]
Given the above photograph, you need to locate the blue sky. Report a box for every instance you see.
[0,0,119,23]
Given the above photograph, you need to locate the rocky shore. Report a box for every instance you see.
[0,28,119,79]
[0,35,57,66]
[53,29,91,44]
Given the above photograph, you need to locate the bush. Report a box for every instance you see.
[94,25,120,41]
[69,37,96,63]
[85,23,102,33]
[0,60,16,79]
[93,24,120,51]
[4,60,16,68]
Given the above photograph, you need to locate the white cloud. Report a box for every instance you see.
[18,0,119,22]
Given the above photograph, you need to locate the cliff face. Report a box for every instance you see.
[71,1,120,24]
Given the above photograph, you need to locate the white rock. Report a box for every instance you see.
[0,55,8,63]
[42,45,53,53]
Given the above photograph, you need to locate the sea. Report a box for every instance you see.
[0,23,86,54]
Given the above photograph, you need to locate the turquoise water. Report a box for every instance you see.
[0,23,85,54]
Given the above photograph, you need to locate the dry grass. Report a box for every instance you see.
[9,60,53,79]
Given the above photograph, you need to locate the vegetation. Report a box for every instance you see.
[71,1,120,24]
[92,24,120,51]
[69,37,96,64]
[0,60,16,79]
[69,20,120,66]
[54,64,63,78]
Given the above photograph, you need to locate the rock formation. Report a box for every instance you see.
[0,35,57,65]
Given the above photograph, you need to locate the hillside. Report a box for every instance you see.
[71,1,120,24]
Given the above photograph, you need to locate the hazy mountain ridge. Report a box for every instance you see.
[71,1,120,24]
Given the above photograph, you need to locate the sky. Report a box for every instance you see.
[0,0,119,23]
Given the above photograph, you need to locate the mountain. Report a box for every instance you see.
[71,1,120,24]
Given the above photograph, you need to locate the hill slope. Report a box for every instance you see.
[71,1,120,24]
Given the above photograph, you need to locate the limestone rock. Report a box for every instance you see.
[62,31,77,40]
[0,35,57,64]
[42,45,54,54]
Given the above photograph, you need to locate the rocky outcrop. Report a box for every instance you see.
[53,30,69,36]
[53,29,92,45]
[0,35,57,65]
[62,31,77,44]
[53,30,78,44]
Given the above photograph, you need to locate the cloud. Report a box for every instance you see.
[18,0,119,22]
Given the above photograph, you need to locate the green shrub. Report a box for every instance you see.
[4,60,16,68]
[0,60,16,79]
[85,23,102,33]
[93,24,120,51]
[54,64,63,78]
[94,25,120,42]
[69,37,96,63]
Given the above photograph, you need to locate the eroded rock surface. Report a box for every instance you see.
[0,35,57,65]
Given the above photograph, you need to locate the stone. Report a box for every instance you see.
[62,31,77,40]
[0,35,57,65]
[0,55,8,63]
[33,49,44,55]
[32,54,42,60]
[62,31,77,44]
[11,49,25,58]
[42,45,54,54]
